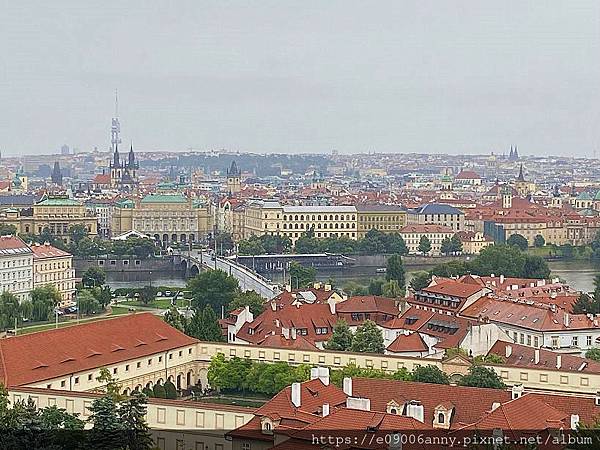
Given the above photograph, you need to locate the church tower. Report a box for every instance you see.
[501,185,513,209]
[226,160,241,194]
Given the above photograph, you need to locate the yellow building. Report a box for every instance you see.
[30,242,76,305]
[111,194,212,246]
[356,205,407,238]
[399,224,455,256]
[0,195,97,243]
[456,231,493,255]
[241,201,359,244]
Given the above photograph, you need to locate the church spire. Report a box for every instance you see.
[517,164,525,182]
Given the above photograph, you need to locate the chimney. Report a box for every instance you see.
[290,328,297,340]
[571,414,580,430]
[270,301,277,311]
[500,274,505,284]
[556,354,562,370]
[534,349,540,365]
[406,401,424,423]
[505,344,512,358]
[343,377,353,397]
[328,297,336,315]
[511,384,524,400]
[313,282,321,289]
[310,367,330,386]
[291,382,301,408]
[563,313,570,328]
[346,397,370,411]
[322,403,330,417]
[324,284,332,292]
[491,402,501,411]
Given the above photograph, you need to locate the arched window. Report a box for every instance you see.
[438,412,445,424]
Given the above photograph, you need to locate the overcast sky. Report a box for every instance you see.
[1,1,599,157]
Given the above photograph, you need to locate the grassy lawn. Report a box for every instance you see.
[16,306,132,335]
[527,247,553,257]
[119,298,187,309]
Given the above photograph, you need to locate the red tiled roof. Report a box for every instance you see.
[0,313,197,386]
[259,334,319,351]
[386,332,428,353]
[461,296,599,332]
[337,296,400,316]
[255,379,347,422]
[458,395,568,432]
[488,341,600,374]
[0,235,30,251]
[351,378,511,428]
[421,279,486,299]
[455,170,481,180]
[93,174,111,185]
[30,243,72,259]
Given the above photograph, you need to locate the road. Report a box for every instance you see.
[192,251,280,299]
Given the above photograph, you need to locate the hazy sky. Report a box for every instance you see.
[1,1,599,157]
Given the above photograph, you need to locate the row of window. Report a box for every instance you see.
[48,348,195,389]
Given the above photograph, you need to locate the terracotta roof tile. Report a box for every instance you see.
[0,313,197,386]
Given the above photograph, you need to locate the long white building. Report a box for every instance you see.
[0,235,33,302]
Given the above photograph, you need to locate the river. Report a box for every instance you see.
[103,260,600,294]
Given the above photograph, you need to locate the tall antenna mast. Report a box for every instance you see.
[111,89,121,153]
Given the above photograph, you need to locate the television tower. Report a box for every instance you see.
[111,89,121,153]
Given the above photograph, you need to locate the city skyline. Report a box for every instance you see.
[1,1,599,157]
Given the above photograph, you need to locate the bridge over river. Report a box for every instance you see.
[174,250,281,299]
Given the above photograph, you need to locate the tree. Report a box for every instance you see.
[141,386,153,397]
[429,260,469,277]
[473,353,505,365]
[152,383,166,399]
[469,244,526,278]
[163,307,187,332]
[288,262,316,288]
[386,254,406,291]
[229,290,265,316]
[0,224,17,235]
[523,254,551,279]
[238,237,265,255]
[138,285,157,305]
[418,236,431,255]
[409,271,431,292]
[585,348,600,362]
[31,285,61,322]
[212,232,234,255]
[534,234,546,248]
[440,237,453,256]
[87,395,123,450]
[459,365,506,389]
[382,279,404,298]
[118,391,154,450]
[368,278,385,295]
[39,404,85,430]
[326,320,353,351]
[188,269,239,312]
[186,305,223,341]
[386,233,408,256]
[411,365,449,384]
[92,285,112,308]
[350,320,385,353]
[450,235,463,254]
[77,290,101,315]
[507,233,529,251]
[95,368,123,402]
[69,224,88,245]
[164,380,177,399]
[82,266,106,287]
[0,291,22,330]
